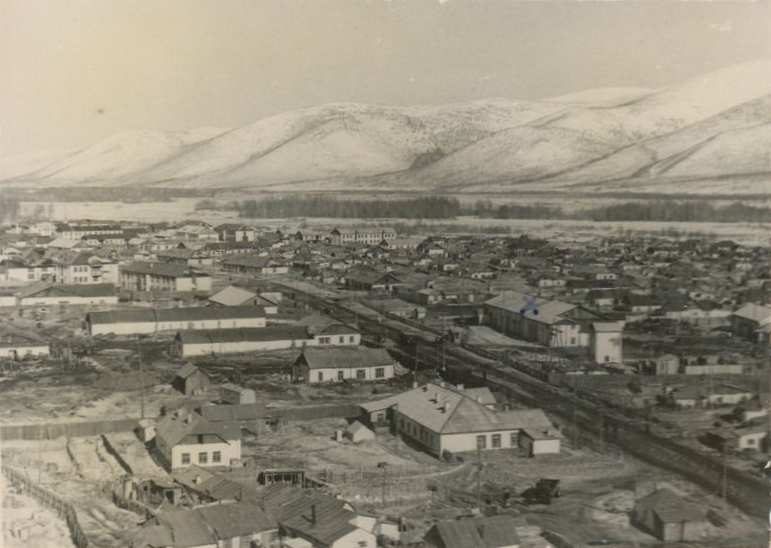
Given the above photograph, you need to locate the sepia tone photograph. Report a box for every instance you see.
[0,0,769,547]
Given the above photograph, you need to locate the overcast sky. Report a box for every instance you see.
[1,0,768,155]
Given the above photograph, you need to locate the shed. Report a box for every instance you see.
[633,488,708,541]
[344,421,375,444]
[173,363,212,396]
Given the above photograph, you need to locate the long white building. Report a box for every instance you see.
[86,306,267,336]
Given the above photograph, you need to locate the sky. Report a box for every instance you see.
[1,0,769,156]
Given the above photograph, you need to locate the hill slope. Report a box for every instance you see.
[3,59,770,195]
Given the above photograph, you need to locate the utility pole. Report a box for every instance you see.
[136,336,145,420]
[476,444,483,512]
[722,446,728,500]
[572,377,579,450]
[381,465,387,507]
[599,411,605,454]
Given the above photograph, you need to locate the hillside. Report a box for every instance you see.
[2,59,770,195]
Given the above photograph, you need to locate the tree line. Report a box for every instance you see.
[235,196,462,219]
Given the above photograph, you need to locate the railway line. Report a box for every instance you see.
[218,274,768,517]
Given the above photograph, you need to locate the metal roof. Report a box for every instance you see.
[208,286,258,306]
[635,488,705,523]
[87,306,265,325]
[176,326,310,345]
[429,515,521,548]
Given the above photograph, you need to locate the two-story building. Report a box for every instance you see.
[120,263,212,292]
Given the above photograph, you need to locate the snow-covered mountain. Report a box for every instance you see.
[3,59,770,195]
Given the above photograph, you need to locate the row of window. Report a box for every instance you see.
[477,433,517,449]
[181,451,221,465]
[317,367,385,382]
[318,336,357,345]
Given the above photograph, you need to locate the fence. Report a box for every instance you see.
[2,465,89,548]
[271,403,360,421]
[0,418,141,441]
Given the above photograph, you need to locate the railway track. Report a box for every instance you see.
[224,274,768,517]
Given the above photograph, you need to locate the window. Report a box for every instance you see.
[337,370,344,381]
[604,356,610,363]
[339,336,344,344]
[181,453,190,464]
[198,452,208,464]
[349,336,355,343]
[571,337,576,345]
[212,451,221,463]
[319,337,331,345]
[510,432,518,447]
[375,368,385,378]
[356,370,366,380]
[376,413,385,423]
[318,372,324,382]
[476,435,487,449]
[747,438,756,445]
[492,434,501,448]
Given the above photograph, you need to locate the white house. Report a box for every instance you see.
[154,408,241,471]
[292,347,397,384]
[17,283,119,307]
[120,262,212,292]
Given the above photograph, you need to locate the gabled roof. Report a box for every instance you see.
[121,262,208,279]
[87,306,265,326]
[0,325,48,348]
[732,303,771,324]
[298,347,395,370]
[635,488,705,523]
[155,409,240,447]
[175,363,209,379]
[176,326,310,346]
[429,515,521,548]
[208,286,258,306]
[361,383,545,435]
[278,493,359,545]
[484,291,577,325]
[17,282,117,299]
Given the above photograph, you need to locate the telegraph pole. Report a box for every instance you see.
[136,336,145,420]
[572,377,579,450]
[476,444,483,511]
[599,411,605,454]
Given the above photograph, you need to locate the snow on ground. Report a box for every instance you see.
[1,475,76,548]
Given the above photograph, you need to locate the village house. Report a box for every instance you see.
[221,254,290,276]
[55,252,120,285]
[133,502,278,548]
[16,282,119,307]
[330,227,396,246]
[85,306,267,336]
[292,346,397,384]
[296,314,362,346]
[154,408,241,471]
[359,383,560,458]
[344,421,376,443]
[214,223,258,242]
[155,247,215,267]
[172,363,212,396]
[208,285,279,313]
[55,223,124,240]
[0,326,50,358]
[483,291,619,361]
[174,223,220,242]
[730,303,771,343]
[423,515,521,548]
[272,489,378,548]
[633,488,708,542]
[344,268,404,292]
[120,262,213,292]
[220,383,257,405]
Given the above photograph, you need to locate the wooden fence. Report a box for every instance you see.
[2,465,89,548]
[0,418,141,441]
[271,403,361,421]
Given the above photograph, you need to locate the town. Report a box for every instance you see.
[1,218,768,548]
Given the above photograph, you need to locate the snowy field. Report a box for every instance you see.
[22,200,770,246]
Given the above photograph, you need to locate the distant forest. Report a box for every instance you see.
[4,187,213,203]
[207,195,771,224]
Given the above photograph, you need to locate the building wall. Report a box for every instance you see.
[520,436,561,456]
[394,412,441,455]
[591,331,622,364]
[20,295,119,307]
[440,430,519,454]
[301,364,395,384]
[167,440,241,470]
[331,527,377,548]
[179,338,313,357]
[314,333,362,346]
[93,316,265,336]
[0,345,50,358]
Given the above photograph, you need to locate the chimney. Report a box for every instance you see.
[442,402,449,413]
[194,474,202,485]
[311,504,317,525]
[456,384,464,391]
[476,396,483,404]
[435,393,442,404]
[439,382,446,388]
[412,381,418,389]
